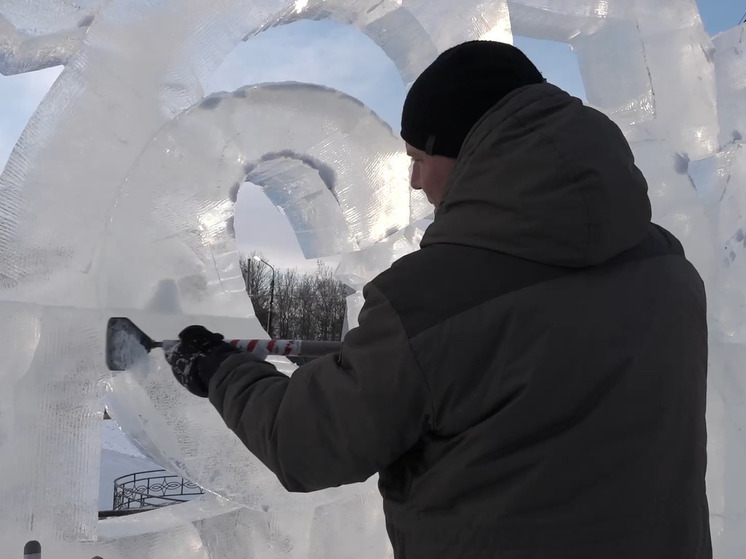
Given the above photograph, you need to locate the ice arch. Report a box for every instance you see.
[0,1,744,558]
[0,1,509,557]
[101,82,428,314]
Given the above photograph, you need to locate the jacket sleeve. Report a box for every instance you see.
[207,282,434,492]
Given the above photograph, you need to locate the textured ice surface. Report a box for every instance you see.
[0,304,103,541]
[336,223,427,328]
[0,0,745,557]
[507,0,627,42]
[0,0,101,75]
[713,26,746,147]
[569,0,718,159]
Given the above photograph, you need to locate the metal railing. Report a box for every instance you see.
[112,469,204,511]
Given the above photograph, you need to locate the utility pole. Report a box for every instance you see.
[253,255,276,336]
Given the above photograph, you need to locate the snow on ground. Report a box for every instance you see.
[100,420,162,511]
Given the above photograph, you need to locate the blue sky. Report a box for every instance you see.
[0,1,743,270]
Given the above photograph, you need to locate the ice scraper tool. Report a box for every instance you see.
[105,317,342,371]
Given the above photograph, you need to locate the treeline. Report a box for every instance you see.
[240,254,349,342]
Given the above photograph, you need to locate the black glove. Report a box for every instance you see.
[165,325,241,397]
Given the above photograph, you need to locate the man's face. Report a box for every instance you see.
[406,143,458,207]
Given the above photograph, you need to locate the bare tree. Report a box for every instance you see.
[314,261,347,341]
[239,254,347,342]
[272,268,298,340]
[240,252,272,332]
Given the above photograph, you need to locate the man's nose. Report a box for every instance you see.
[410,163,421,190]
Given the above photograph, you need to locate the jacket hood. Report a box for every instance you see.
[420,83,652,267]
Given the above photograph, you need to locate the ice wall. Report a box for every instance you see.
[0,0,507,557]
[0,0,744,558]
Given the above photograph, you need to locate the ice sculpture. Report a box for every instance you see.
[0,0,744,558]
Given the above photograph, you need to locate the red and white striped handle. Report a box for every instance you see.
[162,339,341,357]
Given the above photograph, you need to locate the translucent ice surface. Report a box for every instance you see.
[100,82,429,316]
[0,0,101,75]
[569,0,718,159]
[713,26,746,147]
[0,0,745,557]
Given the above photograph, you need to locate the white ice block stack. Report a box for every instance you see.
[0,304,103,543]
[506,2,719,286]
[701,26,746,558]
[0,2,265,554]
[544,0,717,158]
[712,24,746,148]
[0,0,510,557]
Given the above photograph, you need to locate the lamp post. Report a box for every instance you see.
[253,255,276,335]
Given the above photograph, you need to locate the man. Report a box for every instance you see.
[167,42,711,558]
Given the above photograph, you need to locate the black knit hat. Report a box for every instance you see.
[401,41,545,158]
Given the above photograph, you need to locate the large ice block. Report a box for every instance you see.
[506,0,718,159]
[0,304,103,541]
[570,19,655,127]
[705,145,746,341]
[713,26,746,147]
[0,12,87,75]
[569,0,718,159]
[507,0,628,42]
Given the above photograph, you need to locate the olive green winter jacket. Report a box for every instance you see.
[208,83,711,559]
